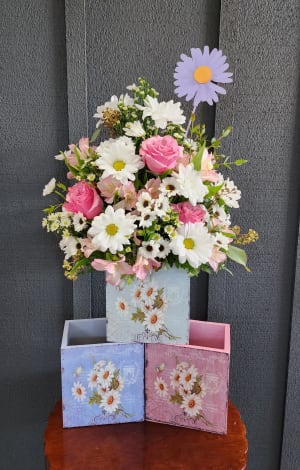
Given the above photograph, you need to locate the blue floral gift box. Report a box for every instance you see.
[61,318,144,428]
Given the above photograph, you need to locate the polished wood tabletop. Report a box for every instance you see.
[44,400,247,469]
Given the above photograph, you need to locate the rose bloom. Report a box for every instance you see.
[172,202,206,224]
[139,135,183,174]
[63,181,103,219]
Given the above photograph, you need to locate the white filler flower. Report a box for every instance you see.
[96,136,144,183]
[138,96,185,129]
[88,205,136,254]
[42,177,56,196]
[123,120,146,138]
[170,223,214,268]
[173,164,208,205]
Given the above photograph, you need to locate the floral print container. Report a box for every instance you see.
[106,267,190,344]
[145,320,230,434]
[61,318,144,428]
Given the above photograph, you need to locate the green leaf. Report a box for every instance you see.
[234,159,248,166]
[131,309,145,323]
[227,245,250,271]
[56,182,67,191]
[170,391,183,404]
[90,128,101,143]
[192,141,206,171]
[205,182,224,198]
[221,126,232,138]
[73,146,84,166]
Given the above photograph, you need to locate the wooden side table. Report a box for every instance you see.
[44,400,247,469]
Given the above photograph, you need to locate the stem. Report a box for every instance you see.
[185,106,197,138]
[54,190,66,200]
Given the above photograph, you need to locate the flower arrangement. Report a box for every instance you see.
[42,46,257,285]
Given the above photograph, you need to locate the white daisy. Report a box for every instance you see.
[136,191,154,213]
[141,283,157,302]
[170,368,181,389]
[50,221,59,232]
[159,176,181,197]
[138,212,156,228]
[42,177,56,196]
[87,370,99,390]
[153,194,170,217]
[112,375,125,392]
[73,212,88,232]
[173,164,208,205]
[138,96,185,129]
[138,240,160,259]
[156,238,171,259]
[93,360,105,372]
[115,298,129,317]
[195,380,207,399]
[59,235,79,259]
[59,212,72,228]
[72,381,86,402]
[213,232,232,250]
[154,377,169,398]
[123,120,145,138]
[98,361,115,388]
[132,287,143,304]
[209,203,231,225]
[88,206,136,254]
[143,309,164,333]
[180,393,203,418]
[218,177,241,208]
[176,361,189,373]
[96,136,144,183]
[169,223,214,268]
[179,364,198,391]
[100,389,121,414]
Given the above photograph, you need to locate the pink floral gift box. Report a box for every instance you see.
[145,320,230,434]
[61,318,144,428]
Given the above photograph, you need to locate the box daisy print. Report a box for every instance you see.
[61,318,144,427]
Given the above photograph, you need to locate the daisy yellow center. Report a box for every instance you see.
[146,288,154,297]
[113,160,125,171]
[188,399,196,409]
[103,371,110,379]
[150,314,158,324]
[119,302,126,310]
[193,65,212,84]
[76,387,82,395]
[107,395,114,405]
[185,373,192,382]
[106,223,118,236]
[184,238,195,250]
[159,383,165,391]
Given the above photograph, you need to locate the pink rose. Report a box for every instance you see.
[172,202,206,224]
[139,135,183,174]
[63,181,103,219]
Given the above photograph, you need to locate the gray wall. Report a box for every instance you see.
[1,1,299,469]
[0,1,72,469]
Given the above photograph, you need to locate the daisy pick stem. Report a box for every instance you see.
[185,106,197,138]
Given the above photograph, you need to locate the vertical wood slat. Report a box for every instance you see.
[65,0,91,318]
[209,1,300,469]
[281,221,300,468]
